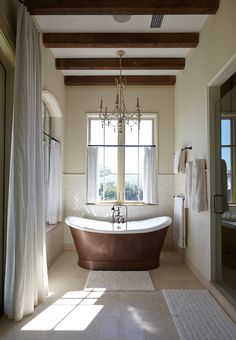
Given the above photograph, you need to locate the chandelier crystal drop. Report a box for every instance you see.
[99,50,141,133]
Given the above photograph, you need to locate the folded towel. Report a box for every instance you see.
[174,150,181,174]
[173,196,186,248]
[185,161,193,208]
[222,211,236,221]
[179,149,187,173]
[191,159,207,212]
[221,159,229,212]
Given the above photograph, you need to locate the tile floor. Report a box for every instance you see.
[0,251,207,340]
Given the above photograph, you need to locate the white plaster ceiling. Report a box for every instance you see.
[35,14,208,77]
[35,15,207,33]
[63,70,179,76]
[51,47,190,59]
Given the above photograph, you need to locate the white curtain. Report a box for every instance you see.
[143,147,158,204]
[4,3,48,321]
[48,140,62,224]
[87,147,99,203]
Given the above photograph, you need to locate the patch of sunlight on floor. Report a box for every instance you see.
[21,290,104,331]
[128,306,160,334]
[21,305,75,331]
[54,305,103,331]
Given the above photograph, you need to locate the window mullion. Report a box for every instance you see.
[118,124,125,201]
[103,124,105,201]
[137,126,140,201]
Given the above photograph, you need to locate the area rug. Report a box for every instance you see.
[163,289,236,340]
[84,271,155,291]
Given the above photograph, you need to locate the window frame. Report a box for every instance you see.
[221,114,236,204]
[87,113,158,204]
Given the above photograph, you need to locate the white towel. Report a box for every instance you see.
[185,161,193,208]
[173,196,186,248]
[191,159,207,212]
[221,159,229,212]
[179,149,187,173]
[174,150,181,174]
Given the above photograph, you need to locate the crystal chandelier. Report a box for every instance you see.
[99,50,141,133]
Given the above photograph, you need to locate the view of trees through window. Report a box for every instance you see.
[89,118,154,202]
[221,118,234,202]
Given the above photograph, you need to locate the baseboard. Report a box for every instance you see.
[185,256,236,323]
[64,243,76,251]
[47,246,64,268]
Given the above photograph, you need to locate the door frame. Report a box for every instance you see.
[208,51,236,282]
[0,28,15,315]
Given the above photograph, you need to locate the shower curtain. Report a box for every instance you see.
[48,140,62,224]
[4,3,48,321]
[143,147,158,204]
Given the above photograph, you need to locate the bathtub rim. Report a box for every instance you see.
[65,215,172,234]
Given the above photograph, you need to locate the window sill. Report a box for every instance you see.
[85,202,158,207]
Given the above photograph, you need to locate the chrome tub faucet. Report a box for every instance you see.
[111,204,127,230]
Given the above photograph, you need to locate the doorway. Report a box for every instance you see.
[213,75,236,306]
[0,60,6,315]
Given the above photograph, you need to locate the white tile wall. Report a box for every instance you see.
[63,174,174,246]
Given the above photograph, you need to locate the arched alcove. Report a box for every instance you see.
[42,90,62,118]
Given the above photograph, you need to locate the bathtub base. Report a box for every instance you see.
[78,259,160,271]
[70,226,168,271]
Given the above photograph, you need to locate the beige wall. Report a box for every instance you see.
[65,85,175,174]
[175,0,236,280]
[42,45,65,164]
[41,46,66,264]
[42,47,65,122]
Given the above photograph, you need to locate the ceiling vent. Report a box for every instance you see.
[150,14,164,28]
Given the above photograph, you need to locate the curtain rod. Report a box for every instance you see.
[43,131,60,143]
[88,144,156,148]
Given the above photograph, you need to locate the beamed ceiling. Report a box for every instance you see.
[25,0,220,86]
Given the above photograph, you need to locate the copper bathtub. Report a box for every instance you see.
[65,216,172,271]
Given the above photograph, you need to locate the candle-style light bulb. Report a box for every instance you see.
[137,97,140,107]
[100,96,103,110]
[116,94,119,105]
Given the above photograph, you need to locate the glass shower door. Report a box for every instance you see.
[215,86,236,305]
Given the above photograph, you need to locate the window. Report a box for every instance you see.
[221,117,236,203]
[88,117,156,203]
[43,101,52,184]
[43,101,52,223]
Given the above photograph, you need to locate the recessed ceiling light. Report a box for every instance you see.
[113,15,131,23]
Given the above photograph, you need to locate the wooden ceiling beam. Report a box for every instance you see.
[64,75,176,86]
[25,0,219,15]
[56,58,185,70]
[43,33,199,48]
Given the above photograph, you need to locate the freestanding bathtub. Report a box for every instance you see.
[65,216,172,271]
